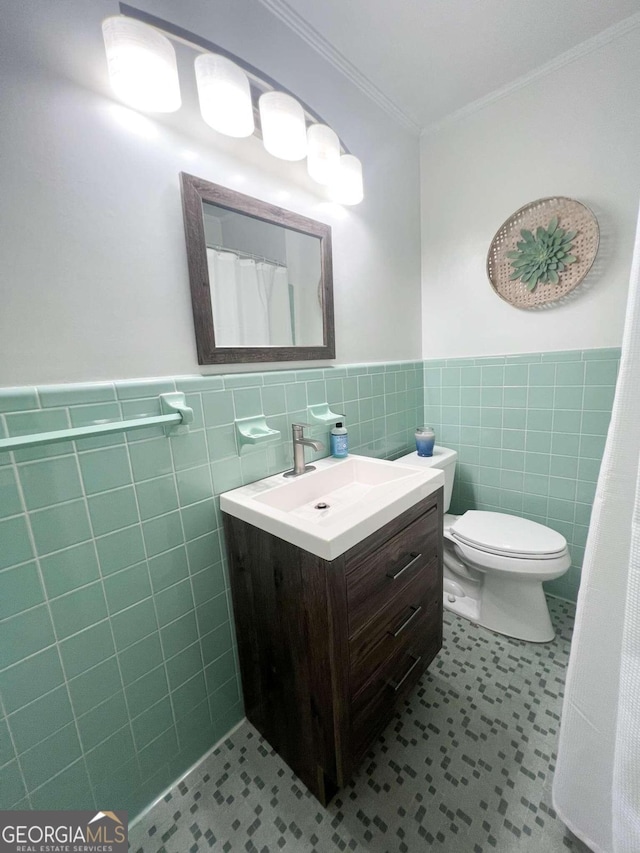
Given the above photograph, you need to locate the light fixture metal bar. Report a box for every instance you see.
[118,3,351,154]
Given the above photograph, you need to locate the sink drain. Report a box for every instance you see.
[314,502,330,510]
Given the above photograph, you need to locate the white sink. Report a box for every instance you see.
[220,454,444,560]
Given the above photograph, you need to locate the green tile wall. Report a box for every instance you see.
[424,348,620,602]
[0,361,423,820]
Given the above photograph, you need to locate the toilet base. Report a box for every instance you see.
[443,584,480,624]
[481,573,555,643]
[443,569,556,643]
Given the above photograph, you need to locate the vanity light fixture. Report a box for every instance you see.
[259,92,308,161]
[101,15,181,113]
[330,154,364,206]
[104,6,364,204]
[306,124,340,185]
[194,53,254,138]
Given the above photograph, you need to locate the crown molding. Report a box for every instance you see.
[257,2,640,139]
[422,11,640,137]
[256,0,421,135]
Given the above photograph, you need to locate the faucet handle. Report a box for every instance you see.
[292,422,312,428]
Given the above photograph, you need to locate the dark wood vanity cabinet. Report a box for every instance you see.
[223,487,443,804]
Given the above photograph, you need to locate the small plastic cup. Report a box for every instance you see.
[415,426,435,457]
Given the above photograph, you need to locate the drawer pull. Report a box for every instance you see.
[386,552,421,581]
[388,654,422,692]
[389,605,422,638]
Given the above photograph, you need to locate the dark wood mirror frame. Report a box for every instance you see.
[180,173,335,365]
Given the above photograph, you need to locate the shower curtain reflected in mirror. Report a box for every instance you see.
[207,249,293,347]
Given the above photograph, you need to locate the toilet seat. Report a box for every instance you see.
[445,510,571,581]
[451,537,571,580]
[450,510,567,558]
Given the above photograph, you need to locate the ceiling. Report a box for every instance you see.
[260,0,640,131]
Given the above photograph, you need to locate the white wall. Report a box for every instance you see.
[0,0,422,385]
[420,25,640,358]
[286,229,324,346]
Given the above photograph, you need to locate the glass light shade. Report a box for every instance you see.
[102,16,181,113]
[329,154,364,205]
[259,92,307,161]
[194,53,254,138]
[306,124,340,185]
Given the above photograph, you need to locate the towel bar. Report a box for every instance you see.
[0,393,194,452]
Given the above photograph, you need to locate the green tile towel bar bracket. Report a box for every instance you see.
[235,416,281,451]
[308,403,345,425]
[0,393,194,452]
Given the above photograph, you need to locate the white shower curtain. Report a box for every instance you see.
[207,249,241,346]
[206,250,293,347]
[257,262,293,346]
[237,258,270,345]
[553,203,640,853]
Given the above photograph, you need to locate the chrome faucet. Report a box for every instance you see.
[283,423,325,477]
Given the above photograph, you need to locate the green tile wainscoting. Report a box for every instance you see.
[423,348,620,602]
[0,361,424,819]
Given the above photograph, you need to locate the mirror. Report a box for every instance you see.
[180,173,335,364]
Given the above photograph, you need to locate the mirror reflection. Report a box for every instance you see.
[202,203,323,348]
[180,173,334,365]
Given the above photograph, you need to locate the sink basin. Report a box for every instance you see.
[220,454,444,560]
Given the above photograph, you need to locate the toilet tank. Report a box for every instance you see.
[395,446,458,512]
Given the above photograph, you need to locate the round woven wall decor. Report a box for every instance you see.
[487,197,599,309]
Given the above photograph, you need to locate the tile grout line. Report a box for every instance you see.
[121,417,183,778]
[7,402,92,808]
[65,403,141,802]
[196,390,243,734]
[0,676,30,808]
[72,394,145,799]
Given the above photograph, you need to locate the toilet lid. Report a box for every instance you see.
[450,511,567,557]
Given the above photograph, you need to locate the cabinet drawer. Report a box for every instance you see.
[346,507,439,637]
[350,607,441,763]
[349,576,438,698]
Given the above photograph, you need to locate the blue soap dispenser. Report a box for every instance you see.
[330,421,348,458]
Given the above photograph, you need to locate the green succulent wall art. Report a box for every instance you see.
[507,217,577,291]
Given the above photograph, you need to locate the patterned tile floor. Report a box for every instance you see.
[129,598,592,853]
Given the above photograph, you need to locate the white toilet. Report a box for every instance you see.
[396,446,571,642]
